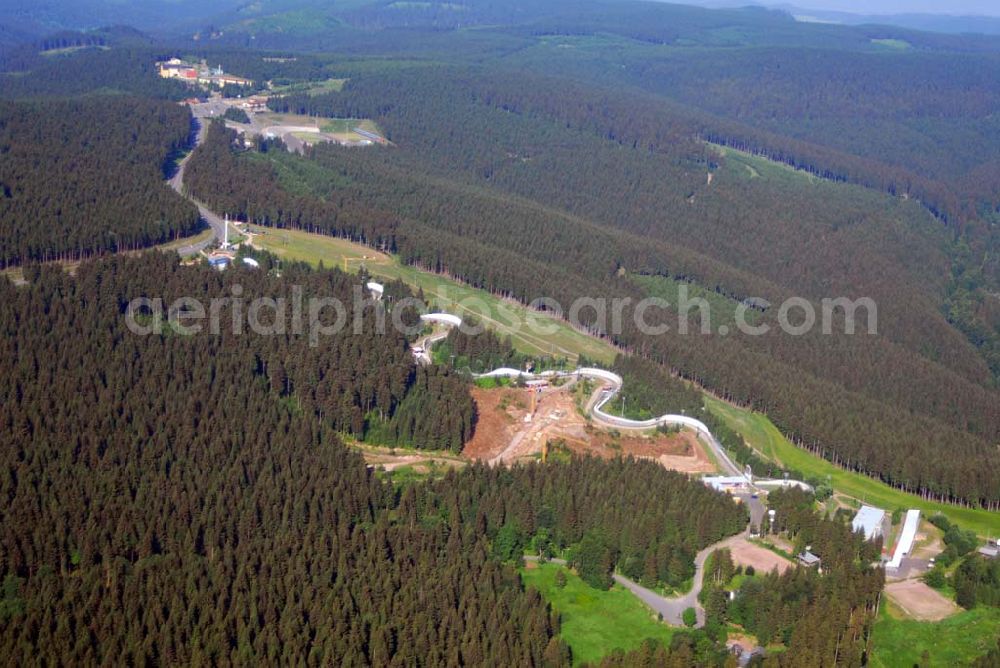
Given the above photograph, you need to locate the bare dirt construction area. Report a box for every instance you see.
[584,430,715,474]
[462,387,530,460]
[885,580,959,621]
[462,386,716,474]
[729,538,793,575]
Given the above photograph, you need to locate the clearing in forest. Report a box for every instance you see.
[727,538,793,575]
[884,580,960,622]
[462,386,715,474]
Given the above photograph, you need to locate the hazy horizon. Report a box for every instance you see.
[690,0,1000,17]
[785,0,1000,16]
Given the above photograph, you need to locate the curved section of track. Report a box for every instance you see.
[412,310,812,491]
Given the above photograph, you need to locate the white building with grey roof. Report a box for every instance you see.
[852,505,886,542]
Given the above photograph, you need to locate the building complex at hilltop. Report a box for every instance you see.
[158,58,253,89]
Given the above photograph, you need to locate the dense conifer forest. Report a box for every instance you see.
[955,556,1000,610]
[0,97,199,266]
[0,44,190,99]
[610,355,703,421]
[0,254,756,663]
[435,321,524,373]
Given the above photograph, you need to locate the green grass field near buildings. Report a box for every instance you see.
[252,112,383,143]
[520,562,674,665]
[704,396,1000,537]
[268,77,348,96]
[868,603,1000,668]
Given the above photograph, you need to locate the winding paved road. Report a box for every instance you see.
[166,114,227,256]
[525,527,750,628]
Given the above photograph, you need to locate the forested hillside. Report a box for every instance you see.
[0,254,748,663]
[0,97,199,266]
[4,4,997,663]
[417,458,747,590]
[0,44,190,99]
[183,0,1000,397]
[190,69,1000,506]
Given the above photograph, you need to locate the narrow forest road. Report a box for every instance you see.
[166,116,226,256]
[524,527,749,628]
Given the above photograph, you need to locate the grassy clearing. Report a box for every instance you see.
[235,9,342,35]
[704,396,1000,537]
[269,77,348,96]
[254,112,322,128]
[290,131,324,143]
[870,38,911,51]
[307,78,348,94]
[373,462,455,487]
[252,112,381,142]
[349,441,466,463]
[520,562,674,665]
[320,118,356,134]
[630,273,761,326]
[320,118,381,137]
[714,144,820,185]
[868,601,1000,667]
[247,225,392,269]
[249,227,616,363]
[1,266,24,283]
[40,45,110,57]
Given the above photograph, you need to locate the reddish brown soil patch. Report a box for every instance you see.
[462,387,530,460]
[576,430,714,473]
[463,386,717,474]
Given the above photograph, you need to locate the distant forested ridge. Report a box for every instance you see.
[0,254,747,663]
[0,97,200,266]
[257,9,1000,388]
[0,45,190,99]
